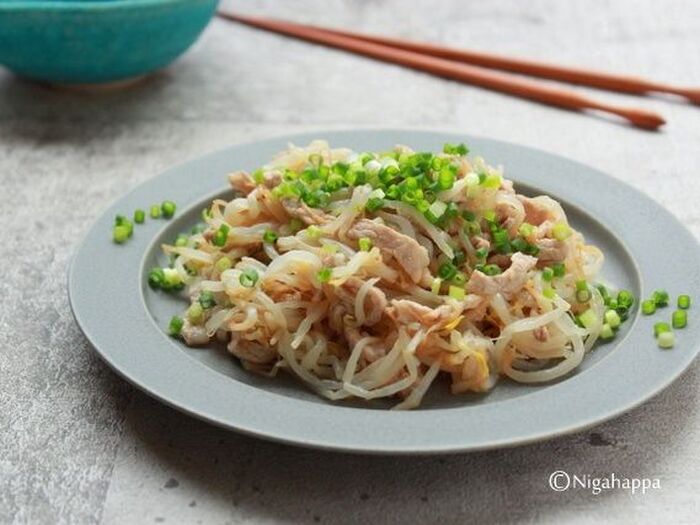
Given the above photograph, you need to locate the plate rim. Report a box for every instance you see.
[68,128,700,454]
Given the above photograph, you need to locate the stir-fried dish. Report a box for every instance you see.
[150,140,637,409]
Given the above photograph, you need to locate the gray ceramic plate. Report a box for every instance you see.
[69,129,700,454]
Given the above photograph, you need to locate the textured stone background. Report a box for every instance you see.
[1,1,699,523]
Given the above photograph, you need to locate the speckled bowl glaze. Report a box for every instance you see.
[0,0,219,85]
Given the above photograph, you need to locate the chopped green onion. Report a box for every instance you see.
[148,267,165,289]
[600,323,615,340]
[239,268,259,288]
[541,267,554,282]
[191,223,206,234]
[150,205,161,219]
[168,316,184,336]
[305,225,321,240]
[654,322,671,337]
[652,289,669,307]
[452,272,467,286]
[448,285,465,300]
[511,238,538,255]
[678,294,691,309]
[605,309,621,328]
[317,267,332,283]
[543,287,556,299]
[175,234,188,247]
[641,299,656,315]
[551,222,572,241]
[186,303,204,324]
[474,247,488,260]
[480,173,502,189]
[518,223,535,238]
[134,209,145,224]
[115,215,133,237]
[358,237,373,252]
[161,201,176,219]
[452,249,466,267]
[438,262,457,280]
[262,230,278,244]
[320,244,338,255]
[212,224,230,247]
[672,310,687,329]
[442,143,469,156]
[658,331,675,349]
[552,263,566,278]
[365,197,385,213]
[437,168,456,191]
[425,200,447,223]
[596,284,610,304]
[162,268,182,289]
[464,221,481,236]
[617,290,634,309]
[483,210,496,222]
[215,256,232,273]
[198,291,216,309]
[575,280,591,303]
[578,309,598,330]
[113,225,130,244]
[462,210,476,222]
[431,278,442,295]
[476,264,502,276]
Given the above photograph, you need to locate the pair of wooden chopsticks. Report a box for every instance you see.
[219,12,699,131]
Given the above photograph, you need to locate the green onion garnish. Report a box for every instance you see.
[168,316,184,336]
[543,287,556,299]
[113,225,130,244]
[438,262,457,280]
[551,222,572,241]
[552,263,566,278]
[542,268,554,282]
[518,223,535,238]
[448,285,465,300]
[186,303,204,324]
[262,230,278,244]
[148,267,165,289]
[578,309,598,329]
[317,267,332,283]
[161,201,176,219]
[365,197,385,213]
[474,247,488,260]
[452,249,466,267]
[672,310,687,329]
[305,225,321,240]
[575,280,591,303]
[600,323,615,340]
[652,289,669,307]
[212,224,230,247]
[604,309,621,328]
[358,237,372,252]
[150,205,161,219]
[134,209,145,224]
[617,290,634,309]
[658,331,675,349]
[678,294,691,309]
[641,299,656,315]
[198,291,216,309]
[175,234,188,247]
[476,264,502,276]
[239,268,259,288]
[452,272,467,286]
[442,143,469,156]
[654,322,671,337]
[215,256,232,273]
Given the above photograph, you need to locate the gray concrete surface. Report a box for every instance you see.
[1,1,699,523]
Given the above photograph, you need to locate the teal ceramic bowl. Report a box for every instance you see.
[0,0,219,85]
